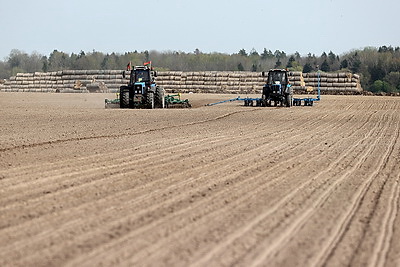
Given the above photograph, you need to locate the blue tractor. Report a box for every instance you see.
[120,65,165,109]
[261,69,292,107]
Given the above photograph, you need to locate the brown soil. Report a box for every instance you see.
[1,92,400,267]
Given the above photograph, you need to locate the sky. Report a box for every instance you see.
[0,0,399,60]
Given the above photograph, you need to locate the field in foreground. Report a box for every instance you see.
[0,92,400,267]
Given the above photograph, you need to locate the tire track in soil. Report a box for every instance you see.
[312,104,400,267]
[69,121,345,266]
[344,115,400,267]
[0,109,259,153]
[0,105,328,262]
[0,102,364,266]
[0,104,344,266]
[0,108,328,264]
[0,105,328,219]
[116,101,384,266]
[2,97,396,266]
[275,110,400,267]
[0,106,315,220]
[370,173,400,267]
[0,135,231,207]
[65,103,379,266]
[244,102,397,267]
[0,106,304,186]
[190,104,388,267]
[65,153,342,263]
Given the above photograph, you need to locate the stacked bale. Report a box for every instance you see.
[288,72,307,92]
[0,70,127,93]
[301,72,362,94]
[0,70,363,94]
[0,72,62,92]
[59,70,126,93]
[157,71,265,94]
[157,71,362,94]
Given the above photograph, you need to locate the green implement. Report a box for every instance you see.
[165,94,191,108]
[105,93,191,109]
[105,94,120,109]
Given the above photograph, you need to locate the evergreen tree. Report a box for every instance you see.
[261,48,273,60]
[275,58,282,68]
[249,48,259,57]
[303,62,313,73]
[340,59,349,69]
[349,52,362,73]
[286,55,296,68]
[41,56,48,72]
[320,59,330,72]
[238,49,247,57]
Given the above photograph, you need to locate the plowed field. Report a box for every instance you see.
[1,92,400,267]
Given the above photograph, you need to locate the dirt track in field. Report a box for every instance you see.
[1,92,400,267]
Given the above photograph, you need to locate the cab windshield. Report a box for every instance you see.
[134,70,150,82]
[268,71,287,84]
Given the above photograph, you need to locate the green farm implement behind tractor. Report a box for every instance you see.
[105,64,191,109]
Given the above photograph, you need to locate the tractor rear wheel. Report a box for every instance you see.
[285,94,292,107]
[120,86,130,108]
[146,92,155,109]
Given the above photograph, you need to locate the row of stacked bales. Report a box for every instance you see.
[0,70,363,94]
[157,71,362,94]
[1,72,61,92]
[0,70,126,93]
[156,71,264,94]
[289,72,362,94]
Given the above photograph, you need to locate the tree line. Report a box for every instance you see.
[1,46,399,93]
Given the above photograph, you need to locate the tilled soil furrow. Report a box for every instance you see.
[0,121,319,265]
[0,104,340,266]
[0,135,230,206]
[64,104,377,266]
[1,94,399,267]
[0,105,327,226]
[65,146,343,264]
[370,174,400,267]
[190,105,388,267]
[0,111,305,227]
[0,107,298,185]
[0,108,262,153]
[261,110,399,267]
[344,115,400,267]
[313,105,400,267]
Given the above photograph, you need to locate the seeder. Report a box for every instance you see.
[206,69,321,107]
[105,92,191,109]
[105,63,191,109]
[165,94,191,108]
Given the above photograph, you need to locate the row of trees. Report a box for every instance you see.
[1,46,399,93]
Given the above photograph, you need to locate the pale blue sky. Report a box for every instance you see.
[0,0,399,59]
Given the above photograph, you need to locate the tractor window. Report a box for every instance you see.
[268,71,287,84]
[134,70,150,82]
